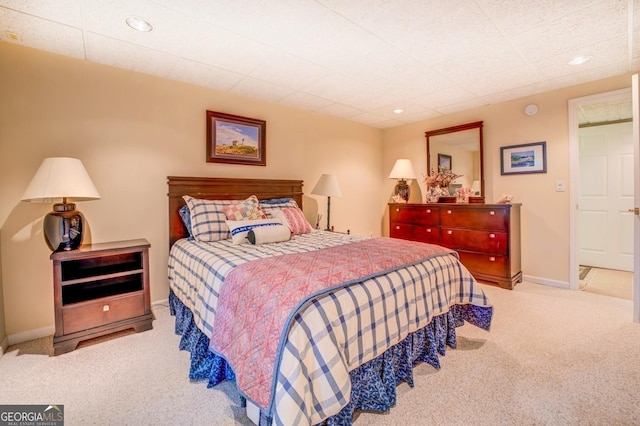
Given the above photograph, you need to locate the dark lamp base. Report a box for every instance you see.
[394,180,410,202]
[44,206,84,252]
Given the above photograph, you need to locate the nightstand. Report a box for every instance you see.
[50,239,153,355]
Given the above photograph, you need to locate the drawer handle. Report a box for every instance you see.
[395,225,400,230]
[395,208,399,212]
[489,257,496,262]
[103,305,110,312]
[447,230,453,234]
[447,210,452,214]
[490,211,495,215]
[489,233,495,238]
[426,209,431,213]
[426,228,432,233]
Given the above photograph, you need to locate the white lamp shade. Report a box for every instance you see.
[311,174,341,197]
[21,157,101,202]
[388,159,417,180]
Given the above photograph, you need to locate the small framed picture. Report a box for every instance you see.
[438,154,452,172]
[500,141,547,175]
[206,110,266,166]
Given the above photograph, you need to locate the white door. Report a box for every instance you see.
[578,122,634,271]
[632,74,639,323]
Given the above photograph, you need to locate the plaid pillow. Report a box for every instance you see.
[183,195,234,242]
[222,195,266,221]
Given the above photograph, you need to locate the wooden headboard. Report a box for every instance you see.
[167,176,304,247]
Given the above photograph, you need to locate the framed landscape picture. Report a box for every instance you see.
[437,153,452,172]
[206,110,266,166]
[500,141,547,175]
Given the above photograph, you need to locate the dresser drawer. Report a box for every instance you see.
[440,228,508,254]
[390,223,440,244]
[390,205,440,226]
[457,251,507,277]
[441,207,508,231]
[62,293,145,335]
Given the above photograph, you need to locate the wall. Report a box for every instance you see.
[0,42,383,339]
[382,73,634,286]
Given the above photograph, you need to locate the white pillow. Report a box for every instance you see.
[226,218,284,244]
[247,225,291,245]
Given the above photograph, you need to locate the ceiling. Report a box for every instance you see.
[1,0,638,128]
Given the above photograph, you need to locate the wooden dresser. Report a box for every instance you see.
[389,203,522,289]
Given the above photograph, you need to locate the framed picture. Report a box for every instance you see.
[206,110,266,166]
[500,141,547,175]
[438,154,452,172]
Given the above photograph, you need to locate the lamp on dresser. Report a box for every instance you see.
[21,157,101,252]
[388,159,417,202]
[311,174,341,231]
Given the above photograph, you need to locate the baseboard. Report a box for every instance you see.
[7,325,55,346]
[152,299,169,309]
[522,274,570,289]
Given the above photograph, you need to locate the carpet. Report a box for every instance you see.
[1,284,640,425]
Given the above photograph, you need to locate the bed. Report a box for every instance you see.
[167,176,493,425]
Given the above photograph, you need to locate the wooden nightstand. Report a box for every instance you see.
[50,239,153,355]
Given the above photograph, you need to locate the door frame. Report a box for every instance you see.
[568,87,632,291]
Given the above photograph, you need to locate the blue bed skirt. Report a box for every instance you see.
[169,290,491,425]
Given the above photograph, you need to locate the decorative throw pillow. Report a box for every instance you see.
[273,207,313,235]
[226,218,284,244]
[222,195,266,221]
[247,224,291,245]
[183,195,234,242]
[259,198,299,219]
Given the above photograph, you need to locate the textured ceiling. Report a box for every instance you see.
[1,0,638,128]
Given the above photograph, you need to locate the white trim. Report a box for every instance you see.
[522,274,569,289]
[7,325,55,346]
[152,299,168,308]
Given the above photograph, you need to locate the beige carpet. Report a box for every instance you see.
[581,267,633,301]
[1,282,639,425]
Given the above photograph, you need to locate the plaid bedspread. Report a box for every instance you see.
[209,238,455,412]
[168,232,492,425]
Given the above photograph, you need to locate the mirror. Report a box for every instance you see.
[425,121,484,197]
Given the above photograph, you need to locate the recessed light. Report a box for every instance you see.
[126,16,153,32]
[393,109,404,114]
[568,55,592,66]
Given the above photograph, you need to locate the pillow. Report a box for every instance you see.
[226,218,284,244]
[247,225,291,245]
[183,195,234,242]
[178,205,193,237]
[222,195,266,221]
[259,198,299,218]
[272,207,313,235]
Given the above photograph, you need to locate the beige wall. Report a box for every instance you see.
[382,73,633,285]
[0,42,383,338]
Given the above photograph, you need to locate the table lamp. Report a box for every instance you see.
[21,157,101,252]
[311,174,341,231]
[388,159,417,202]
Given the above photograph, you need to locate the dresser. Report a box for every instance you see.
[389,203,522,289]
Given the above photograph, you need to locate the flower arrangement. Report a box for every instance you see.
[424,169,463,189]
[424,169,463,203]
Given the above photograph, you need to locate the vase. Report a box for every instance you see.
[426,186,449,203]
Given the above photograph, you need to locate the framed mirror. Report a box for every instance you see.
[425,121,484,196]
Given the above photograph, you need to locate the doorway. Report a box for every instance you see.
[569,88,634,299]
